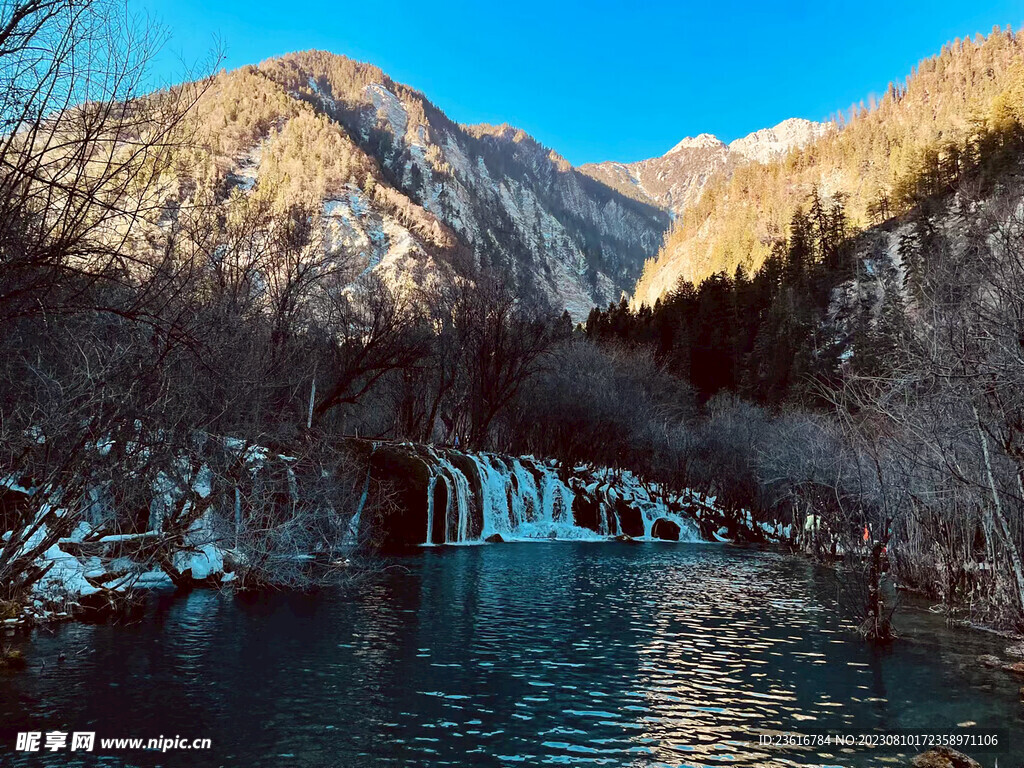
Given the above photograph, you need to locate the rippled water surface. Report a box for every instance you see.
[1,544,1021,767]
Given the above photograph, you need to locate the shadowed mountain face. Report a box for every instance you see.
[190,51,671,319]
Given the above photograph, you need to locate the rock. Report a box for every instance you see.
[571,494,602,533]
[979,654,1003,668]
[911,747,981,768]
[613,534,636,543]
[651,518,681,541]
[484,534,504,543]
[1002,661,1024,676]
[614,501,645,538]
[1005,641,1024,659]
[364,447,432,550]
[1019,685,1024,701]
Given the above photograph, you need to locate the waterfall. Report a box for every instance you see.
[342,467,371,549]
[425,474,438,546]
[413,447,704,546]
[509,460,542,527]
[446,468,471,543]
[476,455,514,538]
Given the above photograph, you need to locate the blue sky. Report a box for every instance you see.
[136,0,1024,165]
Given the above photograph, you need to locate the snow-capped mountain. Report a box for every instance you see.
[728,118,834,163]
[667,134,727,153]
[579,118,832,217]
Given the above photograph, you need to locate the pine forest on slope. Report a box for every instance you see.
[633,27,1024,305]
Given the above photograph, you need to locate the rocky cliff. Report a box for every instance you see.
[185,52,671,319]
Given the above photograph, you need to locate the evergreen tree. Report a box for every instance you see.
[786,209,813,283]
[898,228,924,303]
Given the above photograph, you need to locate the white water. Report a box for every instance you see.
[343,468,372,549]
[422,451,701,545]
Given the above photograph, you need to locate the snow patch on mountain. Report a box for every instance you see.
[728,118,834,163]
[227,140,266,192]
[307,76,337,112]
[582,118,835,220]
[667,133,727,154]
[365,83,409,139]
[322,185,427,285]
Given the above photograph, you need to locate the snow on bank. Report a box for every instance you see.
[1,436,283,624]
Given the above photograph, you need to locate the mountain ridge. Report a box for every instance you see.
[180,50,671,319]
[578,117,833,218]
[171,33,1024,318]
[632,28,1024,307]
[179,51,843,318]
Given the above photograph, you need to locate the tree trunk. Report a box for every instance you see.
[973,405,1024,616]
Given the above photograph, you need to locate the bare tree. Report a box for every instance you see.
[0,0,213,327]
[835,187,1024,630]
[311,273,429,424]
[0,0,217,608]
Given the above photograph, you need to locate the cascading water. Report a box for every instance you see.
[424,474,437,546]
[420,450,701,545]
[448,469,471,542]
[343,468,371,548]
[475,455,515,538]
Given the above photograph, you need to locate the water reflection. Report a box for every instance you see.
[0,544,1019,767]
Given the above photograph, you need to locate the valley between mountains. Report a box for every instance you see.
[5,7,1024,765]
[182,51,837,318]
